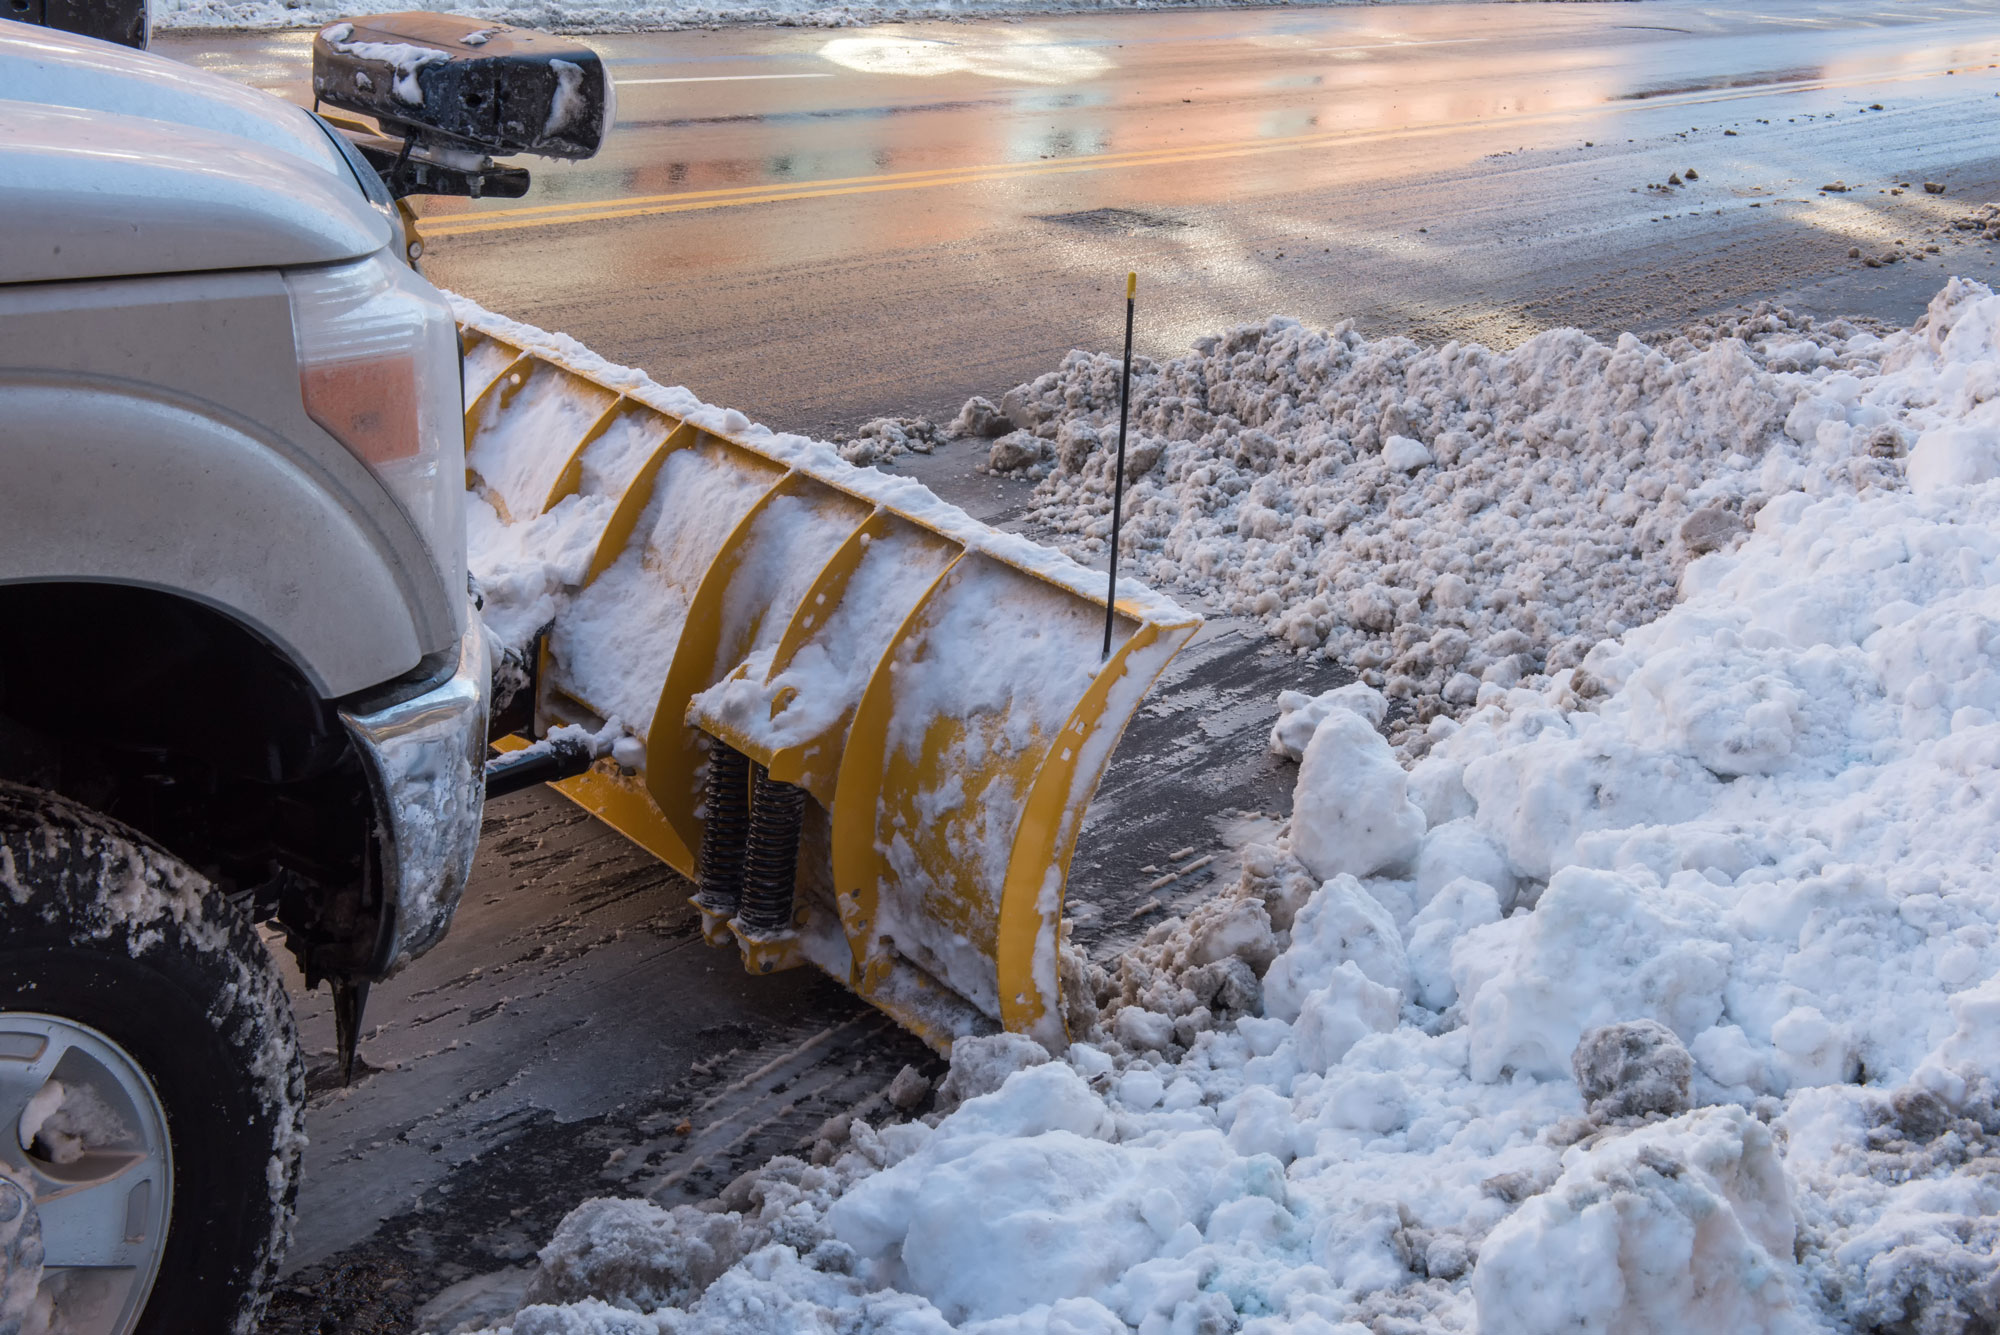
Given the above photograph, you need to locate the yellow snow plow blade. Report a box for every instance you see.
[461,314,1199,1052]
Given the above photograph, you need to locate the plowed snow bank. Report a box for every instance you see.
[448,280,2000,1335]
[989,302,1894,742]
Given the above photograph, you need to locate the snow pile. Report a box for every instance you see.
[989,302,1901,737]
[837,416,942,468]
[443,278,2000,1335]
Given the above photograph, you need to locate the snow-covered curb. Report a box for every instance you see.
[444,279,2000,1335]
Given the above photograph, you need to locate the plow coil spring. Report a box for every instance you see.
[738,766,806,936]
[694,744,751,921]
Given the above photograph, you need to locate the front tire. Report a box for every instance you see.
[0,782,305,1335]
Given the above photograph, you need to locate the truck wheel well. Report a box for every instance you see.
[0,582,381,977]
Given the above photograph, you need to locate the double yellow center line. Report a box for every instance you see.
[416,126,1362,238]
[414,59,1990,240]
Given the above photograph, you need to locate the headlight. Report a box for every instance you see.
[286,252,465,620]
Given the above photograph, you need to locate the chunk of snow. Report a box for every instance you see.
[1290,709,1425,881]
[1474,1107,1806,1334]
[1269,682,1387,760]
[1382,433,1434,471]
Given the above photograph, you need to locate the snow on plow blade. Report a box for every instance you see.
[460,313,1200,1052]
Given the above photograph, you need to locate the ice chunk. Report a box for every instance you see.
[1405,875,1502,1010]
[934,1032,1050,1110]
[949,395,1008,438]
[1291,710,1425,881]
[1770,1005,1853,1087]
[1679,504,1748,555]
[1263,874,1410,1021]
[1413,818,1515,913]
[1474,1107,1806,1334]
[1382,433,1433,472]
[828,1083,1209,1322]
[524,1198,748,1311]
[1459,867,1729,1082]
[1293,962,1400,1073]
[1269,682,1388,761]
[1909,423,2000,493]
[988,431,1045,473]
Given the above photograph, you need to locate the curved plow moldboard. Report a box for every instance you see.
[461,314,1200,1053]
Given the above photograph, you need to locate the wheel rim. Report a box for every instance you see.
[0,1013,173,1335]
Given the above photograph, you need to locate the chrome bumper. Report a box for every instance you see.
[338,609,489,972]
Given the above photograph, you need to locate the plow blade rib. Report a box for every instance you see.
[460,310,1200,1052]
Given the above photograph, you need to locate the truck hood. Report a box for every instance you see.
[0,20,392,283]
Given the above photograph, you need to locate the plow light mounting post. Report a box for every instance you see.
[1104,270,1137,659]
[311,12,611,200]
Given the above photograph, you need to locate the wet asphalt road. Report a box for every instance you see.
[145,4,2000,1327]
[167,0,2000,440]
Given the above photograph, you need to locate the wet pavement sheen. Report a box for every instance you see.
[165,0,2000,438]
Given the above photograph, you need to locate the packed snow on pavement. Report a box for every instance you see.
[442,277,2000,1334]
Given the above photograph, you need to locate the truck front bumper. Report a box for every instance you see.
[338,607,490,972]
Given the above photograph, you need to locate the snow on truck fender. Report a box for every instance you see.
[457,300,1200,1053]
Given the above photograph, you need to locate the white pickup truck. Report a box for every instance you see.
[0,16,608,1332]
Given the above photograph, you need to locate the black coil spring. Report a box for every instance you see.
[694,744,751,918]
[737,764,805,935]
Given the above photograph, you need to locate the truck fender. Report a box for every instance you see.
[0,381,422,697]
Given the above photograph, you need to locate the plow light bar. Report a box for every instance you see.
[311,12,611,198]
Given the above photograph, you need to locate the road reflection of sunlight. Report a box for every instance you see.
[1017,201,1538,363]
[184,0,2000,299]
[818,30,1114,85]
[165,29,313,90]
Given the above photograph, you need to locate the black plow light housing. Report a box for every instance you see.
[311,12,611,198]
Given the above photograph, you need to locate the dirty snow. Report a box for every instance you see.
[838,417,944,468]
[438,277,2000,1335]
[989,300,1901,745]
